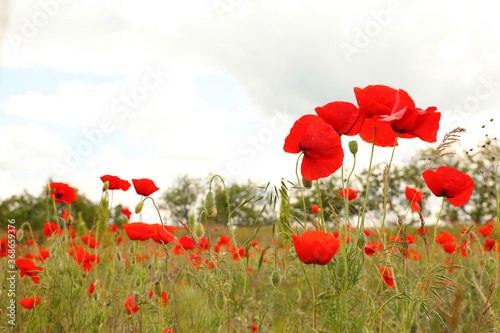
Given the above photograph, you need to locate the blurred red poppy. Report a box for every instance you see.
[284,115,344,181]
[443,242,456,254]
[311,204,320,213]
[121,208,132,219]
[125,296,139,315]
[478,222,494,237]
[379,266,395,288]
[315,101,365,135]
[132,178,160,196]
[43,222,62,238]
[16,258,44,284]
[405,186,425,211]
[364,242,383,256]
[81,234,100,249]
[100,175,131,191]
[19,297,41,309]
[50,182,77,204]
[436,231,456,244]
[292,231,340,265]
[338,188,359,200]
[485,239,495,251]
[354,85,440,147]
[423,166,474,206]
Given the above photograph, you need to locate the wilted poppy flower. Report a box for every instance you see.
[125,296,140,315]
[354,85,440,147]
[405,186,425,211]
[338,188,359,200]
[423,166,474,206]
[315,101,365,136]
[50,182,77,204]
[16,258,44,284]
[123,222,156,241]
[100,175,131,191]
[121,208,132,219]
[284,115,344,181]
[132,178,160,196]
[379,266,395,288]
[19,297,41,309]
[43,222,62,237]
[292,230,340,265]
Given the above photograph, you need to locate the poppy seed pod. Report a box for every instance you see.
[102,180,109,192]
[348,140,358,155]
[135,201,144,214]
[205,191,215,215]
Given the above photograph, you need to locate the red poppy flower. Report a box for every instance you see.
[292,230,340,265]
[81,234,100,249]
[121,208,132,219]
[217,235,231,247]
[50,182,77,204]
[485,239,496,251]
[123,222,156,241]
[443,242,456,254]
[163,329,175,333]
[418,227,428,236]
[364,242,383,256]
[405,186,425,211]
[43,222,62,237]
[406,235,417,244]
[435,231,456,244]
[338,188,359,200]
[198,237,211,250]
[88,282,96,294]
[363,230,371,237]
[173,236,196,254]
[284,115,344,181]
[108,225,119,232]
[19,297,41,309]
[100,175,131,191]
[423,166,474,206]
[478,222,494,237]
[150,224,176,244]
[125,296,139,315]
[311,204,320,213]
[315,101,365,136]
[132,178,160,196]
[354,85,440,147]
[379,266,395,288]
[16,258,44,284]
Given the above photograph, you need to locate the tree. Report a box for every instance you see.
[160,174,202,223]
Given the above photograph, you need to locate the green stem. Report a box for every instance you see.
[315,180,325,231]
[294,152,307,228]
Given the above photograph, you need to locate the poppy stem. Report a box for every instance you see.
[312,264,317,329]
[295,152,307,229]
[315,180,325,231]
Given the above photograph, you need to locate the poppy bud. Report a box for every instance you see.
[357,233,367,250]
[155,284,162,296]
[348,140,358,155]
[271,270,281,288]
[102,181,109,192]
[302,177,312,189]
[135,201,144,214]
[195,223,204,238]
[205,191,215,215]
[210,208,218,218]
[93,291,100,301]
[134,277,142,288]
[215,290,226,311]
[337,255,347,278]
[17,228,24,241]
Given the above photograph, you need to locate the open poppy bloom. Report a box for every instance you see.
[123,222,157,241]
[121,208,132,219]
[50,182,77,204]
[81,234,100,249]
[435,231,456,244]
[19,297,41,309]
[354,85,440,147]
[442,242,456,254]
[338,188,359,200]
[423,166,474,206]
[132,178,160,196]
[284,115,344,181]
[405,186,425,211]
[315,101,365,135]
[364,242,383,256]
[100,175,131,191]
[150,224,176,244]
[478,222,494,237]
[311,204,321,213]
[16,258,44,284]
[43,222,62,237]
[292,230,340,265]
[125,296,140,315]
[485,239,496,251]
[379,266,395,288]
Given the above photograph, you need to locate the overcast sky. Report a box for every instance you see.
[1,0,499,217]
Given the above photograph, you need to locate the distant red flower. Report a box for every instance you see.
[363,230,371,237]
[81,234,100,249]
[379,266,395,288]
[43,222,62,238]
[436,231,456,244]
[123,222,156,241]
[338,188,359,200]
[405,186,425,211]
[132,178,160,196]
[478,222,494,238]
[364,242,383,256]
[19,297,41,309]
[163,329,175,333]
[354,85,440,147]
[284,115,344,181]
[16,258,44,284]
[292,231,340,265]
[121,208,132,219]
[198,237,211,250]
[50,182,77,204]
[443,242,456,254]
[149,289,168,306]
[311,204,320,213]
[252,322,259,333]
[88,281,96,294]
[406,235,417,244]
[125,296,139,315]
[423,166,474,206]
[100,175,131,191]
[418,227,428,236]
[108,225,119,232]
[174,236,196,252]
[485,239,496,251]
[315,101,365,135]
